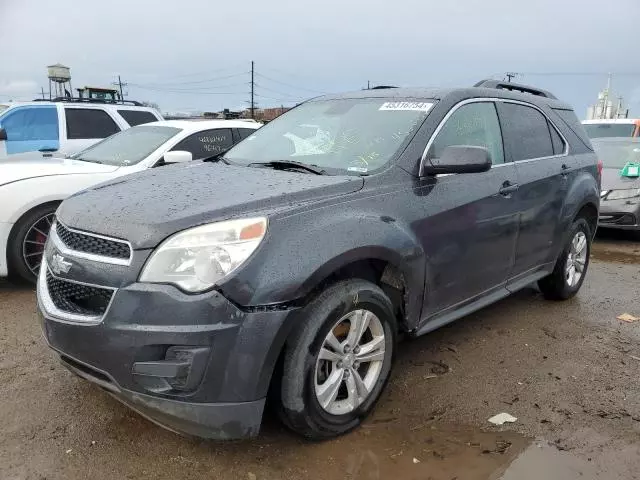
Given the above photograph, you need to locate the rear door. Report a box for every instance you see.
[418,100,520,318]
[497,101,568,285]
[168,128,234,160]
[61,107,121,155]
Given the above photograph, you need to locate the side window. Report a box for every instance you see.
[0,106,59,141]
[170,128,233,160]
[237,128,256,140]
[65,108,120,139]
[117,109,158,127]
[430,102,504,165]
[549,122,566,155]
[499,103,554,161]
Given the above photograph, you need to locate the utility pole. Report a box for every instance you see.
[112,75,127,102]
[41,87,45,99]
[250,61,255,119]
[505,72,517,83]
[367,80,370,90]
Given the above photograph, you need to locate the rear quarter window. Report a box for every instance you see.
[117,109,158,127]
[553,109,593,151]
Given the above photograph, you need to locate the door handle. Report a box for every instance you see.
[499,181,519,196]
[561,163,569,178]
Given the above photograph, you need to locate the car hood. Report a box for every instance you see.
[0,155,119,187]
[601,167,640,191]
[58,162,364,249]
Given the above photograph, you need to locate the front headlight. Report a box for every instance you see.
[139,217,267,292]
[606,188,640,201]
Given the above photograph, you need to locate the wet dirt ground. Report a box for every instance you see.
[1,231,639,480]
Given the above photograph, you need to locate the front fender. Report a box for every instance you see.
[220,208,426,326]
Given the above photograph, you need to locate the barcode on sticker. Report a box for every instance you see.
[379,102,433,112]
[629,166,639,176]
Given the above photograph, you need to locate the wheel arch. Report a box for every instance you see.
[6,200,61,275]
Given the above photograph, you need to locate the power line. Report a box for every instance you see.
[131,72,248,88]
[254,83,306,99]
[128,82,247,92]
[254,72,327,94]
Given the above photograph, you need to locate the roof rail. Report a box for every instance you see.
[473,79,557,99]
[32,97,144,106]
[370,85,398,89]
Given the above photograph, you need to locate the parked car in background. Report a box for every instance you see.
[38,81,599,441]
[0,98,163,159]
[0,119,259,283]
[582,119,640,139]
[593,137,640,232]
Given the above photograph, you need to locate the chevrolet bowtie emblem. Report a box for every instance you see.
[50,253,72,275]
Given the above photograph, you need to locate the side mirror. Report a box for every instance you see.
[421,145,492,176]
[0,128,7,141]
[163,150,193,164]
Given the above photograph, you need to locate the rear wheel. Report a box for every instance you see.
[8,204,57,284]
[278,279,396,439]
[538,218,591,300]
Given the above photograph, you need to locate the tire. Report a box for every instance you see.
[7,204,58,284]
[278,279,397,439]
[538,217,591,300]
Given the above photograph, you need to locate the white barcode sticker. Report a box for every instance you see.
[379,102,433,112]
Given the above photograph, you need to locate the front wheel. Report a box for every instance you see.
[538,217,591,300]
[7,204,58,284]
[278,279,397,439]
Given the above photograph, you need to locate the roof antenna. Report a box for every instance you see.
[505,72,517,83]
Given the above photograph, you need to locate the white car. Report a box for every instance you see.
[0,99,163,159]
[0,119,260,283]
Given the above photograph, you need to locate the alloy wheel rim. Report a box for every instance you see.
[565,231,587,287]
[314,309,386,416]
[22,213,55,277]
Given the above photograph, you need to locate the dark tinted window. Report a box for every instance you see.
[170,128,233,160]
[430,102,505,164]
[549,122,566,155]
[1,106,58,141]
[65,108,120,139]
[117,109,158,127]
[500,103,553,161]
[237,128,256,140]
[552,109,593,151]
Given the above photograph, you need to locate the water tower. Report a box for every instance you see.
[47,63,72,99]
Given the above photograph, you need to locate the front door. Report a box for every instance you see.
[0,105,60,155]
[496,101,568,280]
[415,100,520,318]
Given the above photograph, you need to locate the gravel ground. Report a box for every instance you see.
[1,232,639,480]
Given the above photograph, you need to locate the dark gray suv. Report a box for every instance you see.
[37,80,600,440]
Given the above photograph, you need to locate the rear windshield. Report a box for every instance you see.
[583,123,635,139]
[224,98,434,175]
[591,138,640,169]
[71,125,180,166]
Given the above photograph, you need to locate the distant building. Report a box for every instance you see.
[586,76,629,120]
[259,107,290,121]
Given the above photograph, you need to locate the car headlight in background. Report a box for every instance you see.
[605,189,640,201]
[140,217,267,292]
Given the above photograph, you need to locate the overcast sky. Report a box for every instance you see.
[1,0,639,116]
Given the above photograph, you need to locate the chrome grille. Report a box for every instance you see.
[55,222,131,260]
[45,269,114,316]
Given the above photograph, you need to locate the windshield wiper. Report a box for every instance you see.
[202,148,231,164]
[247,160,327,175]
